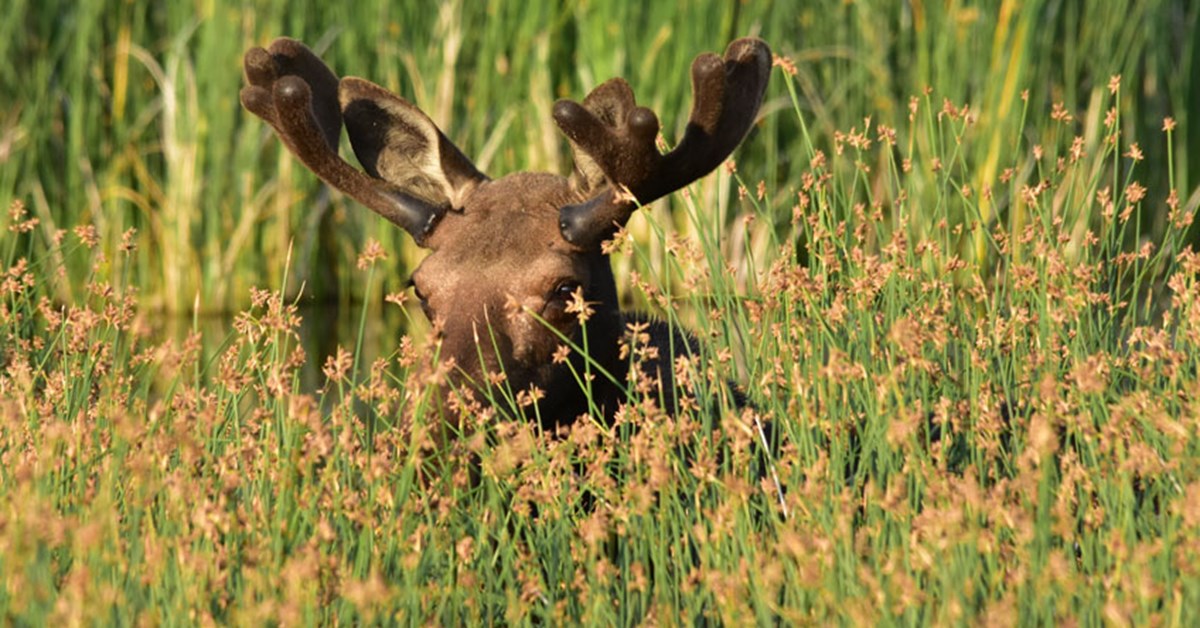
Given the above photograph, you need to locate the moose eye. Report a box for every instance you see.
[551,280,581,302]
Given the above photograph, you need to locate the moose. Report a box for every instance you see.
[240,37,770,431]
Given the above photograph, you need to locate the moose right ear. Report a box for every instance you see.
[339,78,487,212]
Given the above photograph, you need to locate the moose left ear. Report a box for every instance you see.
[339,77,488,211]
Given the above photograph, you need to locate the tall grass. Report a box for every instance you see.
[1,1,1194,312]
[2,0,1200,624]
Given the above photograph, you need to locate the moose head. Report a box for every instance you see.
[241,37,770,429]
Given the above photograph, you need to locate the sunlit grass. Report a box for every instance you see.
[2,1,1194,312]
[5,61,1200,621]
[2,0,1200,624]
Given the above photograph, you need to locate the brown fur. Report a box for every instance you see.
[240,37,769,430]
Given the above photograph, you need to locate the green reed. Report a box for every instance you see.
[1,0,1199,624]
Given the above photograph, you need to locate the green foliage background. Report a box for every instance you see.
[1,0,1194,312]
[3,1,1200,625]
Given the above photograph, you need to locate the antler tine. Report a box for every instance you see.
[240,38,446,244]
[553,38,771,248]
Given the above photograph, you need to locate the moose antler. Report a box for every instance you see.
[240,38,484,245]
[553,38,771,248]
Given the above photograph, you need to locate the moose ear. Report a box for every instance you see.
[339,77,487,210]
